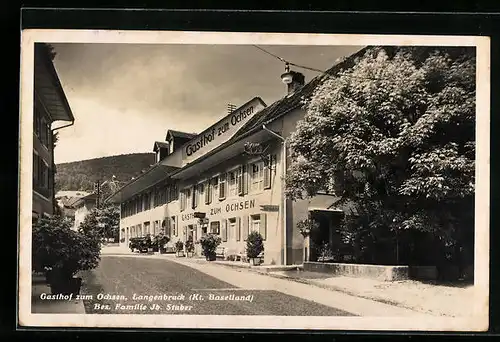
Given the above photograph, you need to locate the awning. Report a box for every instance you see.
[308,194,358,215]
[106,164,180,203]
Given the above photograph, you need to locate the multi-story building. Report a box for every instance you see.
[107,47,368,265]
[32,43,75,222]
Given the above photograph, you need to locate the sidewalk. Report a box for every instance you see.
[31,273,86,314]
[156,253,432,317]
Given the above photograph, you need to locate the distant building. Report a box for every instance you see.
[71,193,98,231]
[32,44,75,222]
[55,190,91,223]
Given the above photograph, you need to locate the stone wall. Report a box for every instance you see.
[304,262,409,281]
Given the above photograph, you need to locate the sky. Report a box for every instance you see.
[50,43,364,164]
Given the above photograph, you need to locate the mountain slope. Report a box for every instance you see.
[55,153,156,192]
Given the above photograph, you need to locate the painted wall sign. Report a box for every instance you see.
[260,204,280,212]
[181,98,266,166]
[181,199,257,221]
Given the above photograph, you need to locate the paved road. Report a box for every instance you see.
[80,255,354,316]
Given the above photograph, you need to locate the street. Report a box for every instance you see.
[79,255,354,316]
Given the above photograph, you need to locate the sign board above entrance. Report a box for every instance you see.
[181,97,267,166]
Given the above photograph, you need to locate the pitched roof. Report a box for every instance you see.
[153,141,169,151]
[34,44,75,123]
[165,130,197,140]
[233,46,369,139]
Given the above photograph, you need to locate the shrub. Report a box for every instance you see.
[199,234,221,259]
[246,231,264,259]
[32,215,101,279]
[175,240,184,252]
[154,233,170,249]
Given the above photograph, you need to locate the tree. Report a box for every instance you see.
[286,47,475,269]
[78,205,120,242]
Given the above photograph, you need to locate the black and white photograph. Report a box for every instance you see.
[18,30,490,331]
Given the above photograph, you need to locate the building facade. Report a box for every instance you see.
[108,47,368,265]
[32,43,75,222]
[72,193,98,231]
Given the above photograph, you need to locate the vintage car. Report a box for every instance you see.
[128,237,151,253]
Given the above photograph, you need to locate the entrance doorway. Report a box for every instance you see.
[309,210,343,262]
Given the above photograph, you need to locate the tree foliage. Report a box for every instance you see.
[78,205,120,241]
[55,153,155,193]
[286,47,475,266]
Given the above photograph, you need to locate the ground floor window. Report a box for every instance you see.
[210,221,220,235]
[250,214,267,240]
[228,218,237,241]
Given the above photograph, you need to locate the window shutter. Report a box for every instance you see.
[180,191,184,211]
[219,173,226,200]
[205,180,211,204]
[242,164,249,195]
[193,224,198,242]
[242,216,249,241]
[192,186,196,209]
[260,213,267,240]
[237,166,244,195]
[222,220,228,242]
[263,155,271,189]
[175,217,178,237]
[236,217,241,241]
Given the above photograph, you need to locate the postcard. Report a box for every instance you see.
[18,29,490,331]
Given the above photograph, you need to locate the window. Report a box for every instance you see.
[250,161,264,192]
[204,180,211,204]
[33,153,50,197]
[198,183,205,206]
[144,222,151,235]
[263,155,274,190]
[180,188,191,211]
[252,214,267,240]
[210,221,220,235]
[219,173,226,200]
[228,169,238,197]
[237,165,249,196]
[144,192,151,211]
[192,185,197,209]
[250,215,261,233]
[228,218,238,241]
[211,177,219,203]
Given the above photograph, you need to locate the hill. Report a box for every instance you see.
[55,153,156,192]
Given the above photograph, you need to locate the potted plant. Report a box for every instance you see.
[246,231,264,266]
[175,240,185,257]
[297,218,319,237]
[185,237,195,257]
[155,233,170,254]
[32,215,101,295]
[199,234,221,261]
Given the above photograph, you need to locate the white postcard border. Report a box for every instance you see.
[18,29,491,331]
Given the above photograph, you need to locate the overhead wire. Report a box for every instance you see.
[252,45,392,82]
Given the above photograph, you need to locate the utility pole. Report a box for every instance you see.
[94,180,101,209]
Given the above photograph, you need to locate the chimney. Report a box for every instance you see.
[281,64,305,94]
